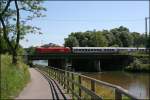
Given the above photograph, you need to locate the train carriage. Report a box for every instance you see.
[35,47,146,54]
[36,47,71,53]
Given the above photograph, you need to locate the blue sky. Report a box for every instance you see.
[20,1,149,48]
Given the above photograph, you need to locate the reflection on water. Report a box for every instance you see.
[85,71,150,99]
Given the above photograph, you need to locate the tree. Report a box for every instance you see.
[64,36,79,47]
[131,32,142,47]
[119,32,133,47]
[110,28,123,47]
[0,0,46,64]
[25,46,36,55]
[102,30,115,46]
[64,26,145,48]
[94,31,108,47]
[110,26,133,47]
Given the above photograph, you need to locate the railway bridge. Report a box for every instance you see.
[27,53,132,72]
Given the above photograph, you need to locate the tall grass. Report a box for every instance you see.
[1,54,30,99]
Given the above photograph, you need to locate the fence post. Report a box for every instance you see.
[56,70,58,81]
[57,70,59,83]
[58,70,61,84]
[67,72,69,93]
[59,70,61,84]
[53,69,54,77]
[64,71,66,89]
[50,67,51,76]
[71,73,74,97]
[48,68,50,76]
[78,75,82,97]
[91,80,95,92]
[54,69,56,79]
[115,89,122,100]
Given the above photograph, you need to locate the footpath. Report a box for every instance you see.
[16,68,53,99]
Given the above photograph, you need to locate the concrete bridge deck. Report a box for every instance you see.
[16,68,71,99]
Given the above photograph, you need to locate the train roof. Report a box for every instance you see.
[72,47,146,49]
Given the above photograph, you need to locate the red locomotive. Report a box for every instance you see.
[36,47,71,53]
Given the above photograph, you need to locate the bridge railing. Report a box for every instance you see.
[35,65,138,100]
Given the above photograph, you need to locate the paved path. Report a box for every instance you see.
[16,68,52,99]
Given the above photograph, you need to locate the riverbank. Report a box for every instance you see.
[1,54,30,99]
[124,53,149,73]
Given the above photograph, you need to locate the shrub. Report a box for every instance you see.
[1,54,30,99]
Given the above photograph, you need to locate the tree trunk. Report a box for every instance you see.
[12,52,17,64]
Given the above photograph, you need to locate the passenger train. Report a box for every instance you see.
[35,47,146,54]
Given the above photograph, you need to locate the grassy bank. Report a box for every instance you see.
[124,53,149,73]
[1,54,30,99]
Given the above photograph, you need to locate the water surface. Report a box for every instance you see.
[84,71,150,99]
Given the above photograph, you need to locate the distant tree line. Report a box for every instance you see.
[64,26,146,47]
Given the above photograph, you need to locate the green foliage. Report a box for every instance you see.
[1,0,46,64]
[64,26,146,47]
[94,31,108,47]
[0,35,10,54]
[64,36,79,47]
[1,54,30,99]
[25,46,36,55]
[146,34,150,48]
[125,57,150,72]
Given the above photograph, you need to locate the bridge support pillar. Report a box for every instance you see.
[48,59,66,69]
[94,59,101,72]
[72,59,101,72]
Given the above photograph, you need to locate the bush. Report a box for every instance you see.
[125,58,150,72]
[1,54,30,99]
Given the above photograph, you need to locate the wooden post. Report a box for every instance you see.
[53,69,54,78]
[57,70,59,82]
[48,68,50,76]
[72,73,74,97]
[115,89,122,100]
[60,70,62,85]
[50,68,51,76]
[64,72,66,89]
[56,70,58,81]
[52,69,53,77]
[91,80,95,99]
[58,70,61,84]
[54,70,56,79]
[78,75,82,97]
[91,80,95,92]
[67,72,69,93]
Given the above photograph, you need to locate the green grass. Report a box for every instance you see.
[1,54,30,99]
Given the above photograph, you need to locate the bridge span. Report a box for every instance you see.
[27,53,132,72]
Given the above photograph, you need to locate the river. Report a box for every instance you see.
[33,60,150,99]
[84,71,149,99]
